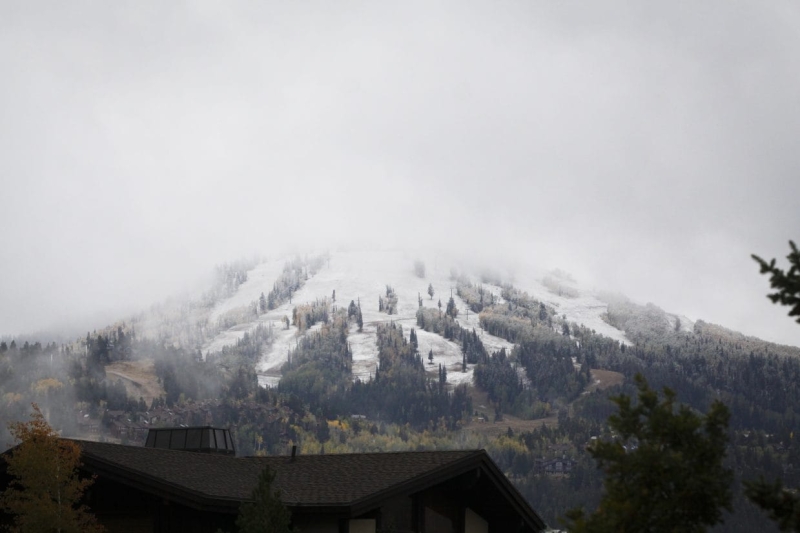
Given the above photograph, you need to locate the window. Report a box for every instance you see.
[154,430,170,449]
[186,428,202,449]
[170,429,187,449]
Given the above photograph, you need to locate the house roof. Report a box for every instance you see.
[70,440,546,530]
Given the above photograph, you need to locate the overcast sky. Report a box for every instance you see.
[1,1,799,346]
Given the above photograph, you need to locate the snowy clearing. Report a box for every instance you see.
[497,269,630,345]
[201,250,629,390]
[201,250,518,389]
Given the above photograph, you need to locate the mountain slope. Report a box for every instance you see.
[193,250,632,390]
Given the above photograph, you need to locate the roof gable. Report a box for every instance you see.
[76,440,480,506]
[71,440,545,530]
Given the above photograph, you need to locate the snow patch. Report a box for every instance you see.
[497,270,630,345]
[205,250,614,390]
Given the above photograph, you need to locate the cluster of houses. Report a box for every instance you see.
[531,443,577,476]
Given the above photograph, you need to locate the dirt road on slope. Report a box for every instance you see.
[106,360,164,405]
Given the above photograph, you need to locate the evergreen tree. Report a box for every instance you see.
[316,421,330,444]
[428,283,435,300]
[747,239,800,530]
[414,260,426,278]
[259,292,268,313]
[753,240,800,323]
[563,374,732,533]
[409,329,418,353]
[746,478,800,532]
[236,466,292,533]
[446,297,458,319]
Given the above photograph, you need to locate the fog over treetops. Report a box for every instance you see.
[1,1,799,347]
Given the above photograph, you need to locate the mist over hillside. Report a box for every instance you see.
[2,2,800,349]
[3,247,800,530]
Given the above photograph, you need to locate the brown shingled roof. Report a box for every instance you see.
[72,440,546,530]
[76,440,476,505]
[254,450,488,507]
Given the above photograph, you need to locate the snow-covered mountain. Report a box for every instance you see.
[136,249,644,390]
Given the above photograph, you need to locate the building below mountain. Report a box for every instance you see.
[1,437,548,533]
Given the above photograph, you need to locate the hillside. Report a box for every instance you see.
[176,250,631,390]
[2,248,799,532]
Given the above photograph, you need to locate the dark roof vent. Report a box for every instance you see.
[144,426,236,456]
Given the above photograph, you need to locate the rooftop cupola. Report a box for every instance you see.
[144,426,236,456]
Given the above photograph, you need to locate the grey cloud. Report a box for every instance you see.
[1,1,798,346]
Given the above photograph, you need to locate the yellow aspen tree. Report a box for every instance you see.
[0,404,104,533]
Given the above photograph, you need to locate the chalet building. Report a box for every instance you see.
[77,412,100,434]
[534,457,575,475]
[107,419,150,442]
[2,428,548,533]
